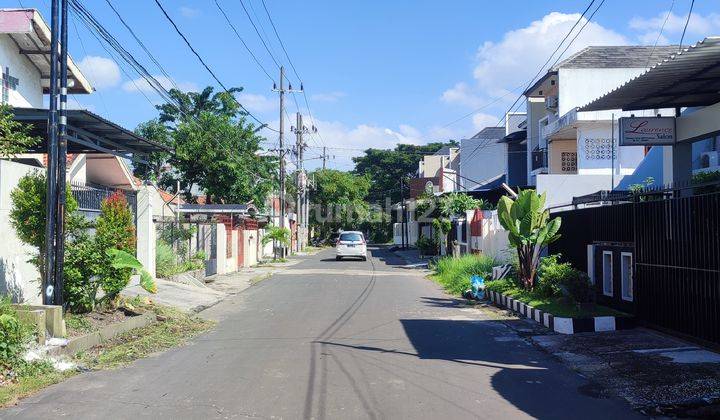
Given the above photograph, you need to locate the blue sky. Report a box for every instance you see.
[16,0,720,169]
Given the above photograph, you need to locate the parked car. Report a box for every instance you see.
[335,231,367,261]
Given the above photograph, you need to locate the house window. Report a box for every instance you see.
[561,152,577,172]
[621,252,633,301]
[602,251,613,296]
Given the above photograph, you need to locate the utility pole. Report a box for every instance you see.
[272,66,302,257]
[43,0,60,305]
[322,146,327,170]
[295,112,303,253]
[53,0,69,306]
[400,177,406,249]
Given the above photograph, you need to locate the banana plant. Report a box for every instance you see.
[106,248,157,294]
[497,190,561,290]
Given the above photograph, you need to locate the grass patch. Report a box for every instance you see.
[430,254,497,295]
[64,313,93,335]
[77,302,214,370]
[0,365,75,407]
[0,301,214,408]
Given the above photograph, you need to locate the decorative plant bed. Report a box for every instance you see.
[49,311,157,356]
[488,290,635,334]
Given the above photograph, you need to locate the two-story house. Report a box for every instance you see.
[523,46,679,209]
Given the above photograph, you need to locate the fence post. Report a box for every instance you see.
[136,186,156,278]
[216,222,227,275]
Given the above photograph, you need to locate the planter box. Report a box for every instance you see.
[49,311,157,356]
[488,290,634,334]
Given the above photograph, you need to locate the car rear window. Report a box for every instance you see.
[339,233,363,242]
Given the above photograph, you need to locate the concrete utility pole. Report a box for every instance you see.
[295,112,303,252]
[43,0,60,305]
[322,146,327,170]
[272,66,302,257]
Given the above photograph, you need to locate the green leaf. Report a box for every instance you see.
[140,270,157,294]
[106,248,143,270]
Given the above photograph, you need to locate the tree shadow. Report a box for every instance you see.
[368,246,407,266]
[419,296,468,308]
[0,257,26,303]
[317,319,637,419]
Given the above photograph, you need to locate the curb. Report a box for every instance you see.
[50,311,157,356]
[488,290,634,334]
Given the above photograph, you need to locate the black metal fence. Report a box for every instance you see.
[549,182,720,346]
[70,182,137,223]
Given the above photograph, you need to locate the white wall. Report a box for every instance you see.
[0,34,43,108]
[460,137,506,190]
[536,173,617,209]
[558,68,649,117]
[576,123,645,176]
[0,160,42,303]
[467,210,512,263]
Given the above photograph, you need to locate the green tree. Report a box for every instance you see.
[133,86,277,207]
[95,191,136,301]
[497,190,562,290]
[0,105,40,157]
[261,225,291,260]
[132,119,173,184]
[309,169,371,241]
[9,172,84,286]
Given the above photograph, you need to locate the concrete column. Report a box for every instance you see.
[136,186,155,278]
[216,223,227,275]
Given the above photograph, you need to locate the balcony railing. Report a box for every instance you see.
[539,108,578,140]
[531,149,548,171]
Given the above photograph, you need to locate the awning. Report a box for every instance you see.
[13,107,171,161]
[179,204,258,216]
[579,37,720,111]
[497,130,527,144]
[0,9,93,94]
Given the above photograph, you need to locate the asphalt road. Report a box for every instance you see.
[3,247,640,419]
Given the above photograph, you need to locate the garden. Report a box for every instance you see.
[0,171,215,404]
[429,189,627,319]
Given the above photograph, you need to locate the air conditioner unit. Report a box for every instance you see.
[700,151,720,168]
[545,96,559,110]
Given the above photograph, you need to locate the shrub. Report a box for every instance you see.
[155,240,176,278]
[433,254,497,295]
[95,191,136,300]
[535,254,574,298]
[9,172,84,285]
[63,233,103,313]
[0,297,33,367]
[485,277,518,294]
[415,235,438,256]
[559,270,594,304]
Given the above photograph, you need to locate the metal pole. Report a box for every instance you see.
[44,0,60,305]
[611,113,615,190]
[295,112,303,252]
[278,66,286,258]
[53,0,69,306]
[400,178,406,249]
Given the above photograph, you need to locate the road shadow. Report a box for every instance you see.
[317,318,636,419]
[368,246,407,266]
[419,296,468,308]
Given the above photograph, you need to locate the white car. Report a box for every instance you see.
[335,231,367,261]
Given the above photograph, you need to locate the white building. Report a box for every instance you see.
[459,127,506,191]
[524,46,678,208]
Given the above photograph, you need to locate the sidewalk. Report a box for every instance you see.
[123,260,301,313]
[391,247,431,268]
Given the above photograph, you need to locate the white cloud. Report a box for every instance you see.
[179,6,200,18]
[310,91,346,103]
[77,56,120,90]
[122,76,197,94]
[472,113,498,131]
[629,12,720,44]
[439,12,628,136]
[236,93,276,113]
[441,82,482,108]
[471,12,627,96]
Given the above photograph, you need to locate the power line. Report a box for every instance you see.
[213,0,276,83]
[645,0,675,68]
[678,0,695,50]
[236,0,282,68]
[153,0,277,131]
[259,0,301,82]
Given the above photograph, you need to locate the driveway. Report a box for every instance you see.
[3,247,640,419]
